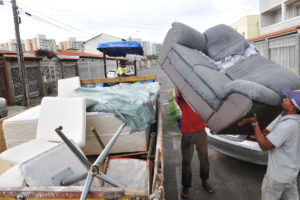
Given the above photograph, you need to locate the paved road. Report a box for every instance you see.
[138,65,300,200]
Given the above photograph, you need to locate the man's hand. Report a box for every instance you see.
[238,113,274,151]
[238,113,257,126]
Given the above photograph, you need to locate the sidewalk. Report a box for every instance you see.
[7,106,26,116]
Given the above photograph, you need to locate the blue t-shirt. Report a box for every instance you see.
[266,114,300,183]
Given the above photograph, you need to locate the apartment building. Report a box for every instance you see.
[4,39,26,51]
[260,0,300,35]
[249,0,300,74]
[59,37,84,51]
[142,41,151,56]
[25,39,34,51]
[231,15,260,39]
[151,43,161,56]
[0,43,8,51]
[34,34,57,51]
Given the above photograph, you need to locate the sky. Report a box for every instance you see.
[0,0,259,44]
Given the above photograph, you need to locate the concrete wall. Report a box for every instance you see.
[260,0,283,13]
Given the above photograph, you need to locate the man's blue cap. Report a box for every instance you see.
[282,88,300,111]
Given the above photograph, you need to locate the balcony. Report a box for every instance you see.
[261,15,300,35]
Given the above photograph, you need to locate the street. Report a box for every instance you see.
[138,65,300,200]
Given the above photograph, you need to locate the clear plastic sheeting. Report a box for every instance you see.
[65,82,160,133]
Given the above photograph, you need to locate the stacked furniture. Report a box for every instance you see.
[158,22,300,134]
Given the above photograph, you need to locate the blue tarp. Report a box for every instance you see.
[97,41,144,57]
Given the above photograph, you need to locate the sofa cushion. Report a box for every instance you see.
[194,65,232,99]
[204,24,249,60]
[169,50,221,109]
[173,44,217,70]
[172,22,206,52]
[225,80,282,106]
[226,54,300,97]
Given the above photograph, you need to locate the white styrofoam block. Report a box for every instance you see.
[36,97,86,147]
[0,165,25,187]
[58,76,80,96]
[0,139,59,164]
[5,105,41,122]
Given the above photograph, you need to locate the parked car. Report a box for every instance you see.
[0,97,8,119]
[206,128,268,165]
[124,67,134,75]
[107,70,117,78]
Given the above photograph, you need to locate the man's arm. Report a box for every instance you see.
[252,124,275,151]
[238,114,274,151]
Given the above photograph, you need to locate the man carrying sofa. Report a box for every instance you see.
[238,88,300,200]
[175,87,215,199]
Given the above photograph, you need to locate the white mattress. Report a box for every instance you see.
[3,106,150,155]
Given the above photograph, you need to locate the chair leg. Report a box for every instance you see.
[55,124,127,200]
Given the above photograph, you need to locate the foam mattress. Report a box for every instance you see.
[3,105,151,155]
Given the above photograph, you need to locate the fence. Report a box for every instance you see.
[2,55,146,105]
[252,32,300,74]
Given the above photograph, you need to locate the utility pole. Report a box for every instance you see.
[11,0,30,107]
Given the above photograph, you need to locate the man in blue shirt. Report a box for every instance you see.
[238,88,300,200]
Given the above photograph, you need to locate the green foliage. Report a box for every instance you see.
[35,49,57,59]
[147,55,158,60]
[47,87,53,95]
[168,91,179,125]
[14,100,22,106]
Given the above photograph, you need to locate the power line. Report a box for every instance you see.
[20,6,94,38]
[21,12,91,40]
[19,1,170,28]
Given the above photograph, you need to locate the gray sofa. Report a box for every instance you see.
[158,22,300,135]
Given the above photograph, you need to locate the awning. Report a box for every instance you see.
[97,41,144,57]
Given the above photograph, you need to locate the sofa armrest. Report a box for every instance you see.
[158,22,206,66]
[225,80,281,106]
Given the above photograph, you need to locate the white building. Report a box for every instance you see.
[260,0,300,35]
[34,34,57,51]
[151,43,162,55]
[59,37,84,51]
[7,39,25,51]
[142,41,151,56]
[83,33,124,55]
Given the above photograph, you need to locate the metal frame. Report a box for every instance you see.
[54,124,127,200]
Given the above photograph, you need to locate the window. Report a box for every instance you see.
[295,5,300,16]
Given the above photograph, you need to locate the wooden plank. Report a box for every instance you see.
[80,75,156,85]
[0,117,7,153]
[0,187,149,199]
[0,159,14,174]
[152,99,165,199]
[0,186,125,199]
